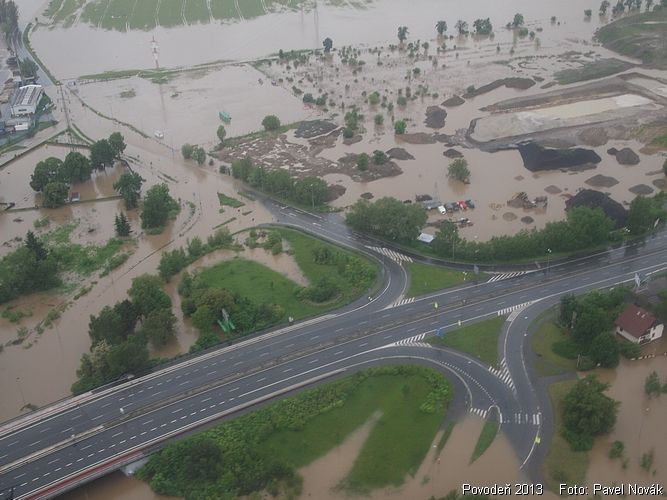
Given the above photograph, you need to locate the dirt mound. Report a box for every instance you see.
[629,184,654,195]
[308,128,341,149]
[443,148,463,159]
[565,189,628,228]
[545,185,562,194]
[400,133,437,145]
[607,147,618,156]
[521,216,535,224]
[295,120,339,139]
[464,78,535,98]
[585,174,619,188]
[360,192,374,199]
[517,142,602,172]
[415,194,432,202]
[327,184,346,201]
[502,212,518,221]
[615,147,640,165]
[653,178,667,190]
[424,106,447,129]
[343,134,363,145]
[442,95,465,107]
[387,147,415,160]
[337,153,403,181]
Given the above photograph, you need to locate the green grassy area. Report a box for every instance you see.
[531,320,578,376]
[101,0,135,30]
[44,0,65,17]
[406,261,488,297]
[53,0,81,22]
[184,0,210,23]
[157,0,183,27]
[217,192,244,208]
[470,419,499,463]
[428,315,505,367]
[239,0,265,18]
[652,134,667,148]
[209,0,239,19]
[597,9,667,69]
[554,58,633,85]
[274,227,379,300]
[198,256,324,320]
[80,0,109,25]
[129,0,158,29]
[544,380,589,492]
[435,421,455,455]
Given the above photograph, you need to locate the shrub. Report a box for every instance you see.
[262,115,281,131]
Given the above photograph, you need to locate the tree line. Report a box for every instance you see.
[230,158,329,208]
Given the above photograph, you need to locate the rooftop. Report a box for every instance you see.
[12,84,42,108]
[615,304,657,338]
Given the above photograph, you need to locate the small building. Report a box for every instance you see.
[422,200,441,210]
[417,232,434,244]
[10,84,43,117]
[5,117,32,132]
[614,304,664,345]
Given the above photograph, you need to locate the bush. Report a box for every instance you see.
[356,153,369,171]
[609,441,624,459]
[374,114,384,125]
[394,120,407,134]
[368,91,380,105]
[373,150,388,165]
[397,96,408,106]
[262,115,281,131]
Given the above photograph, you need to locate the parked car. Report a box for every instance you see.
[451,202,460,212]
[465,199,475,209]
[438,205,447,215]
[445,203,454,212]
[458,201,468,210]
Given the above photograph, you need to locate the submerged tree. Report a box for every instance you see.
[113,172,144,210]
[512,13,525,27]
[435,20,447,35]
[323,37,333,53]
[600,0,611,14]
[455,19,468,35]
[397,26,409,43]
[114,212,131,237]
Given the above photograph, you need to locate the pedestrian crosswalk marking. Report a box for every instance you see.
[387,297,415,309]
[497,300,534,317]
[487,271,528,283]
[489,358,516,393]
[502,412,541,426]
[366,246,414,264]
[381,333,430,348]
[470,407,488,419]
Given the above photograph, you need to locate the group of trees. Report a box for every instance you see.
[447,158,470,182]
[29,133,126,208]
[113,171,144,209]
[181,143,207,165]
[561,376,619,450]
[0,231,58,304]
[356,150,390,171]
[558,288,637,369]
[230,158,328,208]
[601,0,658,15]
[158,228,233,281]
[262,115,281,131]
[346,197,427,243]
[72,274,176,394]
[0,0,19,46]
[140,183,180,231]
[626,194,666,235]
[472,18,493,35]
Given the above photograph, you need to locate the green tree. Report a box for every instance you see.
[368,91,381,105]
[663,159,667,176]
[394,120,407,134]
[19,58,38,79]
[128,274,172,318]
[113,172,144,210]
[231,158,253,180]
[374,114,384,125]
[323,37,333,53]
[599,0,610,13]
[373,150,388,165]
[30,157,63,192]
[193,146,207,165]
[447,158,470,182]
[512,13,525,27]
[357,153,369,171]
[42,181,68,208]
[88,300,138,346]
[436,20,448,35]
[262,115,281,131]
[584,8,593,17]
[293,176,328,207]
[645,371,662,397]
[181,143,194,159]
[559,294,577,328]
[345,197,427,242]
[216,125,226,145]
[108,132,126,158]
[0,246,59,305]
[158,248,188,281]
[185,437,222,481]
[90,139,115,170]
[432,220,460,257]
[455,19,468,35]
[397,26,409,43]
[473,18,493,35]
[25,231,47,261]
[61,151,92,184]
[192,305,216,333]
[140,183,178,230]
[590,332,620,368]
[114,212,131,237]
[627,196,662,235]
[141,308,177,346]
[562,375,619,451]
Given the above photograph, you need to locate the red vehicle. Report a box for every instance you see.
[458,200,468,210]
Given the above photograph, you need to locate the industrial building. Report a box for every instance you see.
[10,84,43,117]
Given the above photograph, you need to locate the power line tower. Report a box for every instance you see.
[151,36,160,69]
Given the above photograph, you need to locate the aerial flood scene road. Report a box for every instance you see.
[1,0,667,499]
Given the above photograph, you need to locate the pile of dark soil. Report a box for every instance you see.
[361,192,374,199]
[517,142,601,171]
[294,120,338,139]
[629,184,654,195]
[565,189,628,228]
[399,133,437,145]
[425,106,447,129]
[585,174,619,188]
[327,184,346,201]
[463,78,535,98]
[614,147,640,165]
[443,148,463,159]
[442,95,465,107]
[387,147,415,160]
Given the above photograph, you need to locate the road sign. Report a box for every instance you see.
[437,327,444,338]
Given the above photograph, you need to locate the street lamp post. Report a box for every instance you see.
[546,248,552,277]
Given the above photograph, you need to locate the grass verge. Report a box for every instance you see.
[406,261,488,297]
[531,320,578,376]
[544,380,589,492]
[217,192,244,208]
[470,418,499,463]
[435,421,455,455]
[428,315,505,367]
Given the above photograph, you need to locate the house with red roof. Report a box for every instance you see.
[614,304,664,345]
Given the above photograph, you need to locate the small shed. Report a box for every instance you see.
[417,233,434,244]
[614,304,664,344]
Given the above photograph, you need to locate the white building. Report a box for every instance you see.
[614,304,664,345]
[10,84,43,117]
